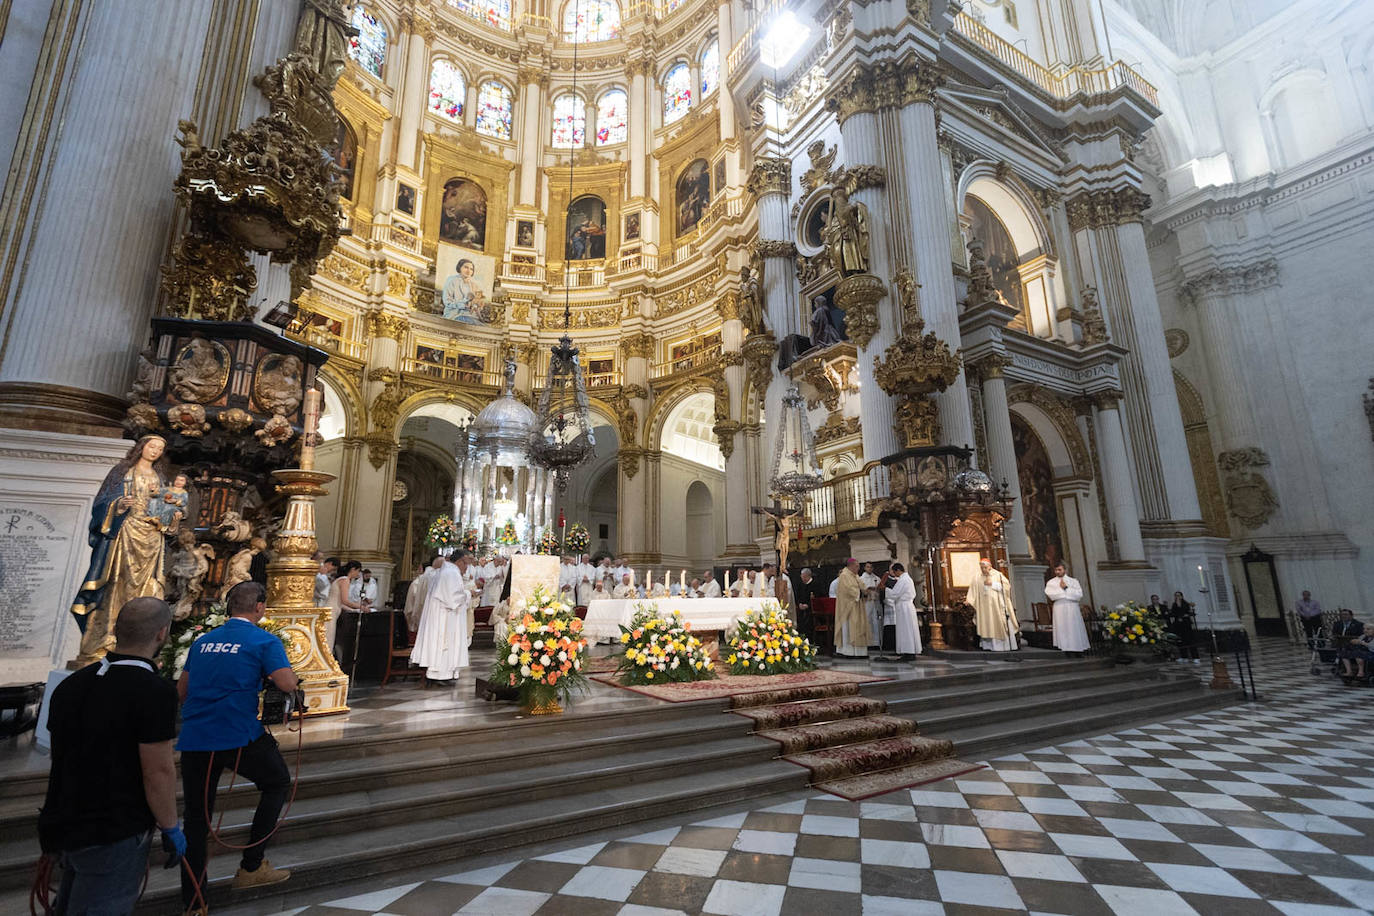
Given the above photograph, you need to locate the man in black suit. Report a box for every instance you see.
[793,568,818,638]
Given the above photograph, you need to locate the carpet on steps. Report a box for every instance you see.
[816,757,985,802]
[733,695,886,728]
[589,668,885,702]
[786,734,956,782]
[758,714,916,754]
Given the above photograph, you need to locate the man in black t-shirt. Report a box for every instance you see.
[39,597,184,914]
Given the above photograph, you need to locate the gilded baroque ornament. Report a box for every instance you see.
[800,141,839,194]
[620,332,656,361]
[825,59,945,123]
[833,274,886,349]
[366,310,408,342]
[1216,447,1280,530]
[1080,286,1109,345]
[745,157,792,198]
[712,420,741,459]
[1065,187,1152,231]
[1164,328,1190,358]
[873,300,961,451]
[753,240,798,260]
[814,414,860,445]
[741,332,778,396]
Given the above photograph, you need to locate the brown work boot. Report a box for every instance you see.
[231,858,290,889]
[182,907,208,916]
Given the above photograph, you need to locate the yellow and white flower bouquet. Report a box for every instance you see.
[726,603,817,675]
[1102,601,1166,648]
[491,585,589,713]
[616,606,715,685]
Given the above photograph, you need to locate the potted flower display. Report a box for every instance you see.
[496,519,521,546]
[461,527,479,552]
[566,522,590,555]
[617,607,715,685]
[726,603,818,675]
[425,515,460,554]
[1102,601,1166,663]
[536,527,561,555]
[491,586,589,714]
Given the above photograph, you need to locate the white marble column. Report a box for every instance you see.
[396,15,431,170]
[890,76,978,454]
[720,307,752,556]
[716,3,735,141]
[1182,277,1261,454]
[977,358,1031,558]
[1091,391,1146,563]
[619,335,651,557]
[628,60,649,199]
[0,0,218,428]
[518,69,545,206]
[1073,197,1202,523]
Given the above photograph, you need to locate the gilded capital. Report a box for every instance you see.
[717,290,741,322]
[620,332,656,361]
[367,310,408,342]
[971,353,1013,379]
[753,239,797,260]
[746,157,792,198]
[1065,187,1152,231]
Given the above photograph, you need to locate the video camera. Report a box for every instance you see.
[260,683,307,726]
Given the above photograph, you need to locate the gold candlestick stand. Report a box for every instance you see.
[265,467,349,716]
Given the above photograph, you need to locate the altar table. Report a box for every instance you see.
[582,597,773,642]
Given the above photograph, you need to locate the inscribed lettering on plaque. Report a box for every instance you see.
[0,503,81,659]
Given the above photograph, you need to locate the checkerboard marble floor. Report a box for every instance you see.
[248,642,1374,915]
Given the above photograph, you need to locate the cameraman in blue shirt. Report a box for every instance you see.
[177,581,297,912]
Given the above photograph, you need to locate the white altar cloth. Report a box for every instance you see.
[582,598,772,642]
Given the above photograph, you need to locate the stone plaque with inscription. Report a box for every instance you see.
[0,504,81,663]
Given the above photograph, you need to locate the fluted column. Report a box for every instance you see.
[618,332,652,558]
[517,67,546,206]
[718,296,752,557]
[716,1,735,141]
[1070,189,1202,524]
[1091,390,1146,562]
[0,0,218,432]
[975,357,1031,558]
[1179,267,1270,454]
[884,61,978,453]
[745,157,793,494]
[396,13,432,170]
[628,58,650,199]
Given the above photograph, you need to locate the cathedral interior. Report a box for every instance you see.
[2,0,1373,679]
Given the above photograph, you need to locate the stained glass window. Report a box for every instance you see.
[562,0,621,42]
[700,40,720,97]
[447,0,513,30]
[429,59,466,121]
[348,7,387,79]
[596,89,627,144]
[551,93,586,148]
[475,81,514,139]
[663,63,692,124]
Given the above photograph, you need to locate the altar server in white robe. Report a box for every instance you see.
[410,551,472,682]
[404,557,442,631]
[755,564,776,598]
[481,557,507,606]
[649,576,670,598]
[612,573,637,599]
[1045,562,1090,652]
[860,563,883,649]
[885,563,921,659]
[730,570,750,597]
[702,572,722,598]
[575,571,594,607]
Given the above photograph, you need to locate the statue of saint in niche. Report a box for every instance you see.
[822,187,870,276]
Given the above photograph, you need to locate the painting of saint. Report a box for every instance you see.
[436,242,498,324]
[438,177,487,250]
[1011,415,1063,568]
[396,183,416,215]
[675,159,711,236]
[624,212,641,241]
[516,220,535,247]
[329,119,358,201]
[565,195,607,260]
[713,159,726,197]
[965,195,1025,315]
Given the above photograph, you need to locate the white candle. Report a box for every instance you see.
[680,570,686,590]
[300,386,322,470]
[1197,565,1207,590]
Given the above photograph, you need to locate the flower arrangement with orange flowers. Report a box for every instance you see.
[726,603,817,675]
[536,527,561,555]
[490,585,588,713]
[425,515,460,550]
[1103,601,1166,647]
[616,606,716,686]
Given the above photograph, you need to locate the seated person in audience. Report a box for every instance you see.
[701,571,722,598]
[589,578,609,602]
[1333,609,1364,679]
[687,577,703,598]
[649,577,670,598]
[1347,630,1373,682]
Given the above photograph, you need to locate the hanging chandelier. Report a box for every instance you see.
[527,0,596,494]
[768,384,824,502]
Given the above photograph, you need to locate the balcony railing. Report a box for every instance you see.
[950,12,1159,108]
[800,463,891,533]
[534,368,622,389]
[501,259,546,282]
[652,346,721,379]
[401,358,503,386]
[286,325,364,359]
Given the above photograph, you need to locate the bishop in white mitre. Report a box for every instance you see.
[612,573,637,599]
[1045,561,1090,652]
[410,553,471,682]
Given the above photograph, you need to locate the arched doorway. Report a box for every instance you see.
[685,480,714,570]
[392,409,466,574]
[553,420,619,558]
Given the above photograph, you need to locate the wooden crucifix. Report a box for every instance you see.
[752,500,802,576]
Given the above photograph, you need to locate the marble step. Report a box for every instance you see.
[856,657,1112,701]
[108,760,807,915]
[878,664,1153,709]
[729,682,862,709]
[940,684,1243,759]
[757,714,917,755]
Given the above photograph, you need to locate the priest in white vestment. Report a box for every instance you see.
[649,578,670,598]
[885,563,921,659]
[612,573,637,599]
[481,557,507,606]
[701,572,722,598]
[410,551,472,682]
[860,563,883,650]
[575,572,593,606]
[1045,562,1090,652]
[404,557,442,631]
[966,558,1019,651]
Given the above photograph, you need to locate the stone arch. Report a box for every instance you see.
[393,390,486,438]
[316,363,362,439]
[1006,385,1091,479]
[957,163,1055,259]
[646,379,716,452]
[1260,68,1343,167]
[1173,370,1228,536]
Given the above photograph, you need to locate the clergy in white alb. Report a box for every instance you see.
[410,552,472,681]
[885,563,921,658]
[966,558,1019,651]
[612,573,637,599]
[480,558,507,606]
[701,572,722,598]
[404,557,442,631]
[1045,562,1090,652]
[859,563,882,649]
[575,573,593,607]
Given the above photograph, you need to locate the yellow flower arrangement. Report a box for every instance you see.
[1101,601,1166,649]
[491,585,589,708]
[726,602,817,676]
[616,606,715,686]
